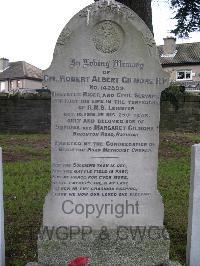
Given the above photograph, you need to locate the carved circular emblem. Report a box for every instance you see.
[92,21,123,53]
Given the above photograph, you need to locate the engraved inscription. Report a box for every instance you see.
[46,56,168,199]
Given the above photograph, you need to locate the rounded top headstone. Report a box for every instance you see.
[46,0,164,74]
[42,0,169,229]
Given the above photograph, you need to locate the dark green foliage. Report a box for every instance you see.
[162,84,186,97]
[170,0,200,37]
[161,84,186,110]
[95,0,200,38]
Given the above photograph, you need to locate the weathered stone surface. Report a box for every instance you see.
[0,95,51,133]
[34,0,172,265]
[27,260,182,266]
[168,261,182,266]
[160,95,200,132]
[37,228,170,266]
[187,144,200,266]
[43,0,169,230]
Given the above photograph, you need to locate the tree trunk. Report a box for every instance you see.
[95,0,153,34]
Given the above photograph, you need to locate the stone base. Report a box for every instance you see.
[168,262,182,266]
[26,261,182,266]
[30,226,172,266]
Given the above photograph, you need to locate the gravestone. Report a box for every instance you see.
[37,1,171,265]
[187,144,200,266]
[0,148,5,266]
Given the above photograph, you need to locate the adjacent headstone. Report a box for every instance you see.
[187,144,200,266]
[37,1,171,265]
[0,148,5,266]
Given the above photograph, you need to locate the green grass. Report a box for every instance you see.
[1,132,199,265]
[158,158,190,264]
[185,133,200,142]
[4,160,50,266]
[0,134,50,265]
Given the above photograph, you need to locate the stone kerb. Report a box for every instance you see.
[187,144,200,266]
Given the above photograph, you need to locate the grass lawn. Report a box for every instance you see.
[1,132,200,266]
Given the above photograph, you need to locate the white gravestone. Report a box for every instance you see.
[43,2,169,230]
[187,144,200,266]
[37,1,171,265]
[0,148,5,266]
